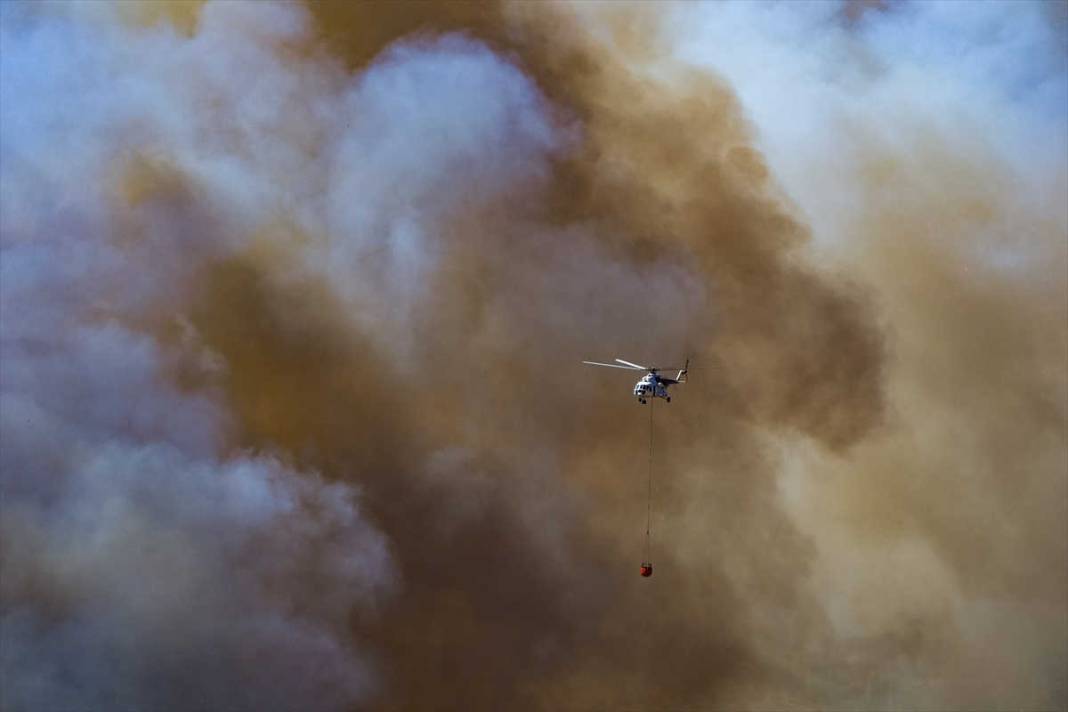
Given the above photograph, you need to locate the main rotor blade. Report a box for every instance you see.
[615,358,649,370]
[583,361,643,370]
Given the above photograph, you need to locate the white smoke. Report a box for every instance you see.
[0,3,399,709]
[1,0,582,708]
[316,33,567,363]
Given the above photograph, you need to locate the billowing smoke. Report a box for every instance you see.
[0,4,396,710]
[1,1,1064,711]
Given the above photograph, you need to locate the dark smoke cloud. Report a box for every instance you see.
[1,1,1064,711]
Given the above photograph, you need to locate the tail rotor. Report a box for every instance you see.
[676,358,689,383]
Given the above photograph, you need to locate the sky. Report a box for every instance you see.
[1,1,1065,711]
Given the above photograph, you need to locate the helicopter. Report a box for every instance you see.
[582,358,689,404]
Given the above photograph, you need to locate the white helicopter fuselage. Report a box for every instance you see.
[633,373,670,402]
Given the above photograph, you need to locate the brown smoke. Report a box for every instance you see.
[164,2,889,709]
[4,1,1063,710]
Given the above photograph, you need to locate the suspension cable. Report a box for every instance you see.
[645,397,654,562]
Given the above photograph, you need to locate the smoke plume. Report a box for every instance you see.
[1,1,1064,710]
